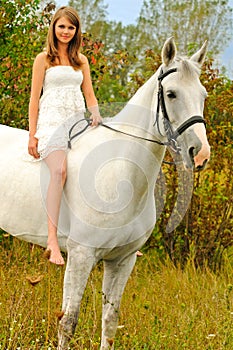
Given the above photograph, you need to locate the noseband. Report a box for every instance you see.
[154,67,206,153]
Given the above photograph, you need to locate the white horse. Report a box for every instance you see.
[0,38,210,349]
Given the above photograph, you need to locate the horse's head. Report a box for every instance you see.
[155,37,210,170]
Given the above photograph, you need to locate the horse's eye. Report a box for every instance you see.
[166,91,176,99]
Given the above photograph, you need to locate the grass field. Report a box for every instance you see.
[0,237,232,349]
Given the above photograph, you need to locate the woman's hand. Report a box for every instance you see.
[28,135,40,159]
[90,114,102,126]
[88,105,102,126]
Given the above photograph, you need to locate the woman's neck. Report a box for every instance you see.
[57,43,70,65]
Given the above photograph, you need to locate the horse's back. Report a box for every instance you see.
[0,124,27,151]
[0,124,34,171]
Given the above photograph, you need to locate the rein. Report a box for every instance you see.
[68,67,207,155]
[98,122,170,146]
[68,118,91,149]
[68,118,170,149]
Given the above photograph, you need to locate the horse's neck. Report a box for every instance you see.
[108,70,165,187]
[112,70,159,133]
[128,71,159,110]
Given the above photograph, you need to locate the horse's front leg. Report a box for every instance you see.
[101,253,137,349]
[58,239,97,350]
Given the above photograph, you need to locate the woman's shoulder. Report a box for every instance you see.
[34,52,49,70]
[79,53,89,65]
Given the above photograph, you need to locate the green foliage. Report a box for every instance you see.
[82,33,138,106]
[0,0,48,128]
[187,61,233,269]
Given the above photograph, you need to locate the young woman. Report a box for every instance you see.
[28,6,102,265]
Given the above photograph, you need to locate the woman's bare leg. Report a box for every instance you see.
[45,150,67,265]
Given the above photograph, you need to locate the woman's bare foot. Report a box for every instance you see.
[45,244,65,265]
[136,250,143,257]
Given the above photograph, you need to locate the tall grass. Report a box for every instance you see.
[0,237,232,349]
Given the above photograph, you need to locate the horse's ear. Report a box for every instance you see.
[162,37,177,66]
[190,41,208,66]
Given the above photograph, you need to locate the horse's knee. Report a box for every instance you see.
[102,304,119,336]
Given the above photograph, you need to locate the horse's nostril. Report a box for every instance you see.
[189,147,195,160]
[196,165,203,171]
[196,159,208,171]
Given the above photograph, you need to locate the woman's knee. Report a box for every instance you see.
[45,151,67,183]
[50,164,67,183]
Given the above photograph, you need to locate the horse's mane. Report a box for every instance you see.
[175,56,201,79]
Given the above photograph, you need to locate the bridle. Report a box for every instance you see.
[68,67,206,154]
[154,67,206,153]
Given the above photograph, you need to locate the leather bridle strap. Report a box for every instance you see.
[155,67,207,153]
[172,116,206,140]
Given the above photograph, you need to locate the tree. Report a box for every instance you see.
[68,0,108,32]
[137,0,233,55]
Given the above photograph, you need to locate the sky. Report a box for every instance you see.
[56,0,233,77]
[56,0,143,24]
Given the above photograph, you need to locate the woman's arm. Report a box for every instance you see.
[28,52,47,158]
[80,54,102,126]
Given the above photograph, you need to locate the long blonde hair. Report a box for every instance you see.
[46,6,83,69]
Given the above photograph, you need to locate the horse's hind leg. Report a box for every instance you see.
[58,239,97,350]
[101,253,137,349]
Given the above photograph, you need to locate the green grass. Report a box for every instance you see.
[0,237,232,349]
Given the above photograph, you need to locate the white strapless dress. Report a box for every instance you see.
[35,65,86,158]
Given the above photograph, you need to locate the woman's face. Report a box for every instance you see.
[55,16,77,45]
